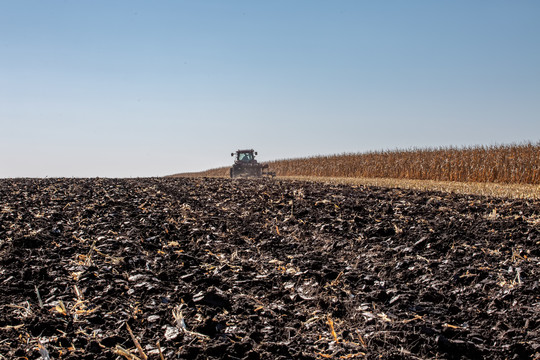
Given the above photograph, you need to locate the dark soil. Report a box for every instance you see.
[0,178,539,359]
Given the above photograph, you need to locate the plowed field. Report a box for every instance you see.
[1,178,539,359]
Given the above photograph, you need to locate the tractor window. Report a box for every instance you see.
[239,152,253,162]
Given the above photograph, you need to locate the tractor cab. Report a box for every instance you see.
[235,150,256,163]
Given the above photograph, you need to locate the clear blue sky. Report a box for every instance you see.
[1,1,539,177]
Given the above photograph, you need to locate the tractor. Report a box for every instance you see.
[230,149,275,178]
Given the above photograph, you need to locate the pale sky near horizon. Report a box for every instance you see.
[1,1,539,177]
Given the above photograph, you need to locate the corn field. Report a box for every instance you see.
[185,143,540,185]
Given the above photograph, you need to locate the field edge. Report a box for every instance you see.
[278,175,540,199]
